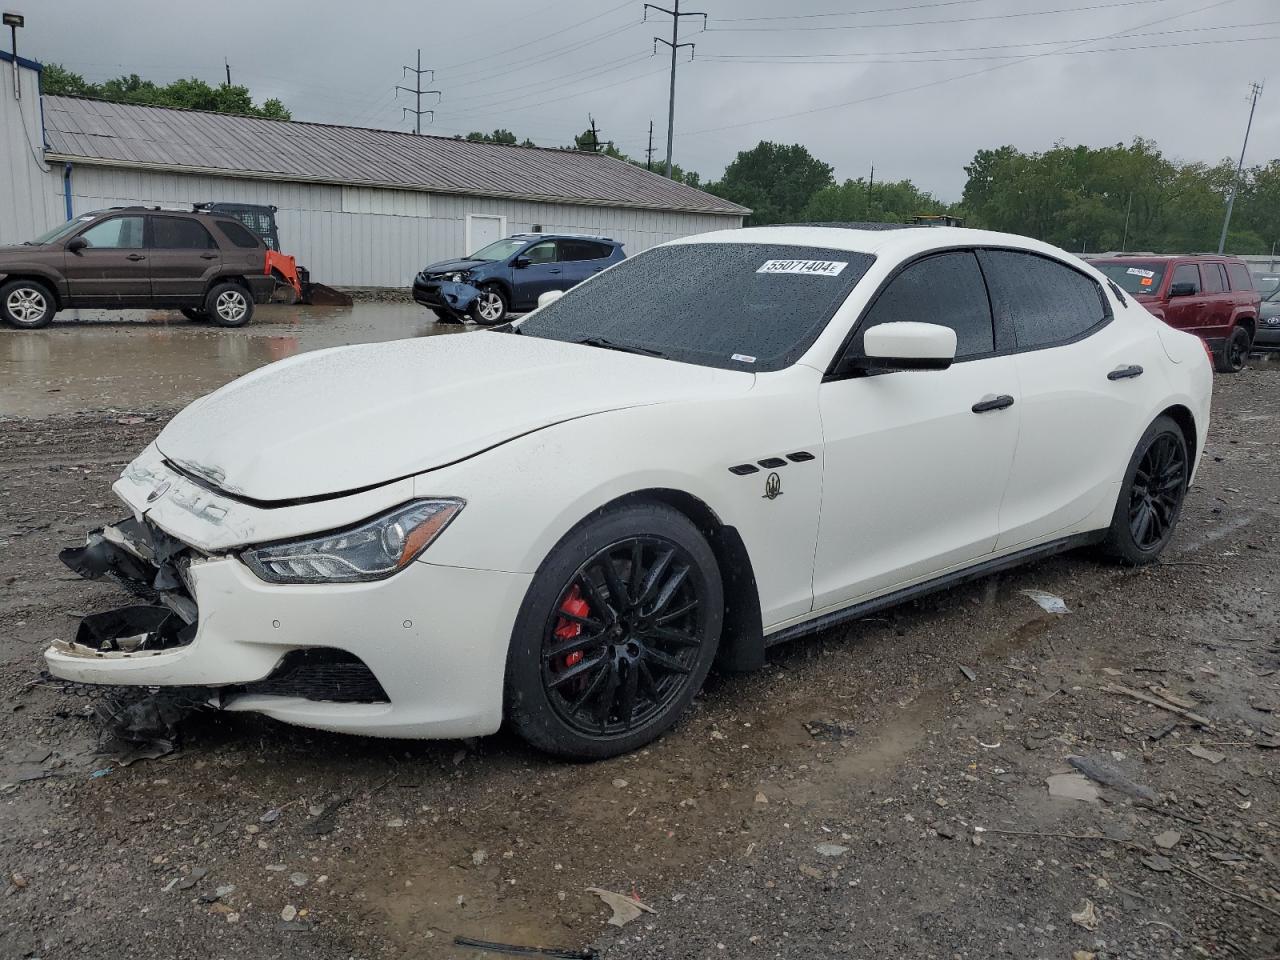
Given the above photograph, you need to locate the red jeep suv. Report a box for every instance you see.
[1090,255,1259,373]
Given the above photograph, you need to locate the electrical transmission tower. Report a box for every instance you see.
[1218,80,1263,255]
[397,49,441,134]
[644,1,706,178]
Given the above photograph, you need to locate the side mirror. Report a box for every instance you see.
[848,321,957,373]
[1168,281,1197,298]
[512,256,530,269]
[537,290,565,309]
[66,236,88,253]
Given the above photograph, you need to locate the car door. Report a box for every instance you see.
[557,239,614,288]
[1162,262,1208,335]
[512,239,564,308]
[979,249,1167,551]
[1199,261,1231,336]
[147,215,222,306]
[812,250,1021,611]
[61,215,149,306]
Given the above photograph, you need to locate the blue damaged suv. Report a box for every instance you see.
[412,233,626,325]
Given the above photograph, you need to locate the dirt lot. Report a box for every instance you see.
[1,315,1277,960]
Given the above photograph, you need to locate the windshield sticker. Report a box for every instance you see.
[1126,267,1155,279]
[757,259,848,277]
[1139,276,1154,287]
[731,353,757,363]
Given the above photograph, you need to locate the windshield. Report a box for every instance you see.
[27,215,94,245]
[469,238,530,261]
[517,242,876,371]
[1264,285,1280,302]
[1258,275,1280,296]
[1094,260,1167,295]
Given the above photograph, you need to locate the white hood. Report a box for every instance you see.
[155,333,753,501]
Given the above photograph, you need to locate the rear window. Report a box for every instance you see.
[217,220,263,249]
[1093,260,1166,294]
[559,239,614,262]
[979,249,1110,350]
[1227,262,1254,291]
[1202,262,1226,293]
[518,243,875,371]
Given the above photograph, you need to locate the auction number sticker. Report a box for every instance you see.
[1126,267,1155,278]
[757,259,848,277]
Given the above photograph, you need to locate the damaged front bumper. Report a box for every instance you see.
[411,277,480,320]
[45,451,531,739]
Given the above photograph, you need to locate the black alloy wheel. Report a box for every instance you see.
[505,501,723,759]
[1127,431,1187,551]
[1102,414,1189,564]
[541,536,706,737]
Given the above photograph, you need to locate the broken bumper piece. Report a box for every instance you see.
[47,516,532,739]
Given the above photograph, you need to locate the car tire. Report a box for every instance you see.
[180,307,209,323]
[1,279,56,329]
[205,282,254,327]
[1214,325,1251,373]
[505,501,724,760]
[1100,415,1189,565]
[469,285,509,326]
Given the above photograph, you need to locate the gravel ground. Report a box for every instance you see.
[0,359,1277,960]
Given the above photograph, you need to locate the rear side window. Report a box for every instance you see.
[1171,263,1201,293]
[559,240,614,261]
[1227,262,1254,290]
[151,217,215,249]
[217,220,263,249]
[1202,262,1226,293]
[979,249,1109,350]
[854,251,994,359]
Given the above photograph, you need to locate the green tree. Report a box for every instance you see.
[42,64,290,120]
[466,129,519,145]
[802,176,947,223]
[704,142,834,225]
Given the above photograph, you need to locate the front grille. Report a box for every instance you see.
[238,649,389,704]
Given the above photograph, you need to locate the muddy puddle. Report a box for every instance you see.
[0,302,471,418]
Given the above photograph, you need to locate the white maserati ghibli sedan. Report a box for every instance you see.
[48,225,1212,758]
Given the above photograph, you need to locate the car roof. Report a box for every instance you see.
[664,224,1083,263]
[1088,253,1244,263]
[510,232,616,243]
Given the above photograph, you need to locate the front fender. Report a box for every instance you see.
[416,370,824,628]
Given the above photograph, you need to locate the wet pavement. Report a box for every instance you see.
[0,302,470,418]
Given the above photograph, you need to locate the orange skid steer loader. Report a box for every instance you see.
[194,203,352,306]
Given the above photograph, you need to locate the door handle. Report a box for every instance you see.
[125,254,146,261]
[200,253,218,260]
[971,394,1015,413]
[1107,364,1144,381]
[549,268,562,274]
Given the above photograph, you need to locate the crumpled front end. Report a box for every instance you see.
[44,449,531,739]
[411,275,481,320]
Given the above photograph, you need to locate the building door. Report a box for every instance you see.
[466,215,506,256]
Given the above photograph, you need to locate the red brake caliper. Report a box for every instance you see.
[555,585,591,669]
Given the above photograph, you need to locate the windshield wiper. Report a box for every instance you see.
[574,336,665,358]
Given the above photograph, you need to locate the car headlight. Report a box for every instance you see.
[242,499,464,584]
[449,272,469,283]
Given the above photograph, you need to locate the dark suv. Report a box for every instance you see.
[413,233,625,324]
[1091,254,1260,373]
[0,208,275,329]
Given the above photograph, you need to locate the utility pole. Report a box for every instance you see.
[4,12,24,101]
[646,119,655,171]
[588,115,602,153]
[397,49,441,135]
[645,1,706,178]
[1218,80,1263,255]
[224,58,232,86]
[1121,190,1133,252]
[867,164,875,217]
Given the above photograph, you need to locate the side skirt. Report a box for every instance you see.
[764,531,1105,649]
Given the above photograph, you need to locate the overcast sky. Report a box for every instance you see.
[18,0,1279,200]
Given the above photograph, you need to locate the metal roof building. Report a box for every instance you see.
[2,57,747,287]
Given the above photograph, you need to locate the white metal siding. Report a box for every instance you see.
[0,61,64,246]
[59,164,741,286]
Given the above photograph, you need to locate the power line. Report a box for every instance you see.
[645,0,706,177]
[716,0,985,23]
[699,31,1280,67]
[707,0,1173,32]
[1219,80,1264,255]
[397,49,441,134]
[680,0,1242,138]
[698,18,1280,61]
[444,51,651,109]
